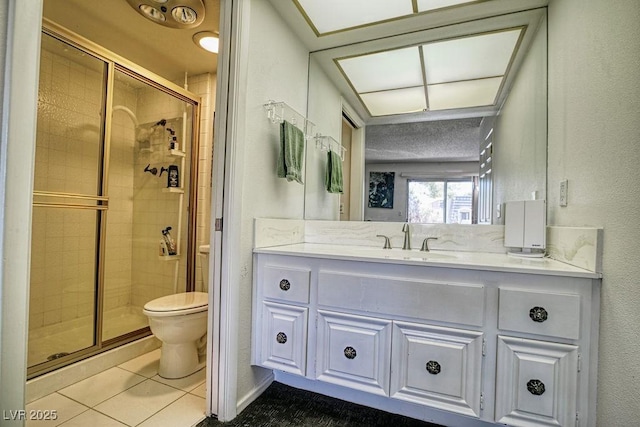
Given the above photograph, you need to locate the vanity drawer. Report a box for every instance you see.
[263,265,311,304]
[316,310,392,396]
[318,271,485,327]
[498,288,581,340]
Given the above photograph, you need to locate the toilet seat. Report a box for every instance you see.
[143,292,208,317]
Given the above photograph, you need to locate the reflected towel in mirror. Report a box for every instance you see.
[276,120,305,184]
[325,150,343,194]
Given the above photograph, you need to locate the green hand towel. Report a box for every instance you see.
[277,120,304,184]
[325,150,344,194]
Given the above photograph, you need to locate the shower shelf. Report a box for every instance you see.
[169,149,185,157]
[159,255,180,261]
[162,188,184,194]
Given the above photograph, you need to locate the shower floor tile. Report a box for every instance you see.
[26,349,207,427]
[28,306,148,367]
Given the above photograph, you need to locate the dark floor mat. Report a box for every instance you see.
[197,381,444,427]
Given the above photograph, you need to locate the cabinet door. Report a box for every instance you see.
[391,321,484,417]
[495,336,578,427]
[316,310,392,396]
[259,302,308,375]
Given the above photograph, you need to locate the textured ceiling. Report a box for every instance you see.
[42,0,219,82]
[365,118,482,163]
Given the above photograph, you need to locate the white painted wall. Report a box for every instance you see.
[492,14,547,221]
[227,0,311,408]
[0,0,43,420]
[547,0,640,424]
[304,57,343,220]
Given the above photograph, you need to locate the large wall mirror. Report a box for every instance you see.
[297,3,547,225]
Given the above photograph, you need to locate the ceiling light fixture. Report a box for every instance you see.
[126,0,205,29]
[139,4,166,23]
[193,32,219,54]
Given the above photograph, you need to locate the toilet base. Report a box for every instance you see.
[158,341,204,379]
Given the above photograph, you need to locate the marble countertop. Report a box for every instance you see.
[254,243,601,279]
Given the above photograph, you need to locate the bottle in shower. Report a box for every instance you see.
[167,165,179,188]
[162,226,177,255]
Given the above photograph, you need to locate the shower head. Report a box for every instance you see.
[144,164,158,175]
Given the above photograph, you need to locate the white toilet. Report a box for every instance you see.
[144,245,211,378]
[143,291,208,379]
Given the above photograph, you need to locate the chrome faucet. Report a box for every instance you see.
[376,234,392,249]
[402,223,411,250]
[420,237,438,252]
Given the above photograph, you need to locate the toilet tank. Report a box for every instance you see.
[198,244,210,292]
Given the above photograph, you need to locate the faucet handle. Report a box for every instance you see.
[420,237,438,252]
[376,234,392,249]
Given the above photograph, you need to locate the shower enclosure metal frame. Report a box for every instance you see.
[28,20,201,379]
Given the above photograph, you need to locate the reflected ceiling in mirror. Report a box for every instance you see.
[307,8,546,124]
[336,28,523,117]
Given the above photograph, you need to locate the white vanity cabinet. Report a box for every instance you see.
[495,288,583,426]
[252,251,600,427]
[255,265,311,375]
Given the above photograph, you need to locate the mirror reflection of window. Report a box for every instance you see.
[408,179,474,224]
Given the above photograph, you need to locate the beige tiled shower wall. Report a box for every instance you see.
[187,73,216,293]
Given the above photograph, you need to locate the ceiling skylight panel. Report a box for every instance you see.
[338,47,423,93]
[360,87,427,116]
[416,0,478,12]
[423,29,521,84]
[296,0,414,34]
[427,77,503,110]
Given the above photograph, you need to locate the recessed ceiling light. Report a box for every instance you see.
[172,6,198,25]
[139,5,166,23]
[193,32,219,53]
[126,0,205,29]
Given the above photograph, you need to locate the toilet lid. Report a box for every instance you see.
[143,292,208,313]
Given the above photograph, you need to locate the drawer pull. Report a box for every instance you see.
[426,360,441,375]
[529,306,548,323]
[527,379,546,396]
[276,332,287,344]
[279,279,291,291]
[344,346,357,359]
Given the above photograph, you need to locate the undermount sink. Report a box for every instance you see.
[354,247,456,261]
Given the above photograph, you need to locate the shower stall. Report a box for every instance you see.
[28,24,202,378]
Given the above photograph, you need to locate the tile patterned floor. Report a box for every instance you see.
[26,349,207,427]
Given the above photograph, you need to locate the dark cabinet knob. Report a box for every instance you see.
[344,346,357,359]
[279,279,291,291]
[426,360,441,375]
[527,379,546,395]
[276,332,287,344]
[529,306,548,323]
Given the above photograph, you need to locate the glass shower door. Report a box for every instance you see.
[28,33,108,369]
[101,69,194,342]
